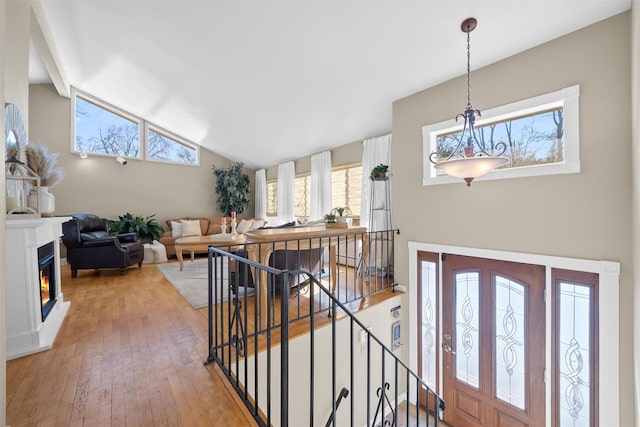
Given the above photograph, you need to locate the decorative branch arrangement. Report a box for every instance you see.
[8,141,64,187]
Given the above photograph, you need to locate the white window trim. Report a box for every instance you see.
[70,87,199,166]
[422,85,580,186]
[146,122,200,167]
[407,241,619,427]
[71,88,143,160]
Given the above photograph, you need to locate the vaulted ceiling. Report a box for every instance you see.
[35,0,630,169]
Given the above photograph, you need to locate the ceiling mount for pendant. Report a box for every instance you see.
[460,17,477,33]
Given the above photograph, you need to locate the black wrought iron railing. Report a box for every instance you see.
[204,229,444,426]
[325,387,349,427]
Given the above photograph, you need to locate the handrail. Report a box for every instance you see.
[205,229,445,426]
[304,272,445,426]
[325,387,349,427]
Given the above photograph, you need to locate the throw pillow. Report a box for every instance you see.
[236,219,254,234]
[181,219,202,237]
[250,219,266,230]
[171,221,182,237]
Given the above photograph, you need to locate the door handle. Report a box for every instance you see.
[443,344,456,354]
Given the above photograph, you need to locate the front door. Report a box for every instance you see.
[441,254,545,426]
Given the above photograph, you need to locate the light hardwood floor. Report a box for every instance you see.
[7,262,256,426]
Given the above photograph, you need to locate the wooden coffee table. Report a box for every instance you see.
[175,234,246,271]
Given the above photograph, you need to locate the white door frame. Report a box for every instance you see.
[408,241,620,427]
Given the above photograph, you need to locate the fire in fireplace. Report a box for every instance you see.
[38,242,57,322]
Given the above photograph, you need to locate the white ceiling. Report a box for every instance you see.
[36,0,630,170]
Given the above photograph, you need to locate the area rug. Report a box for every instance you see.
[156,258,230,309]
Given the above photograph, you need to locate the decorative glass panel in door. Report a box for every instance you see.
[455,271,480,389]
[553,268,599,427]
[442,254,545,427]
[495,276,526,410]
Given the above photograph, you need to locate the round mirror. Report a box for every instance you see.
[5,103,27,162]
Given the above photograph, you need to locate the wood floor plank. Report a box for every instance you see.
[8,258,398,426]
[7,263,256,427]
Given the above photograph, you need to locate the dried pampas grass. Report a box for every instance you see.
[7,142,64,187]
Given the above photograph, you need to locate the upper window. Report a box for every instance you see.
[72,89,199,165]
[147,126,197,164]
[75,93,141,157]
[423,85,579,186]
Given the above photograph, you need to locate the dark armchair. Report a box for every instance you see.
[62,214,145,277]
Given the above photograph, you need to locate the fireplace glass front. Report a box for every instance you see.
[38,242,57,322]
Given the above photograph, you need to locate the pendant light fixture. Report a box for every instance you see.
[428,17,508,186]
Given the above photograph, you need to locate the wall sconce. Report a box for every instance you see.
[79,150,88,159]
[115,156,127,166]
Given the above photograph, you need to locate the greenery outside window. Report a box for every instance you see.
[72,88,199,165]
[423,85,580,186]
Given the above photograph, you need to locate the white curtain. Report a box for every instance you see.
[255,169,267,219]
[277,161,295,225]
[361,134,392,231]
[310,151,332,221]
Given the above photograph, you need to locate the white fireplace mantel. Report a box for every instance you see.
[5,216,71,359]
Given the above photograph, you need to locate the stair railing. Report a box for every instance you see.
[205,231,444,426]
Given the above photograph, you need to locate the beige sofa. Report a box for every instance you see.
[158,216,264,257]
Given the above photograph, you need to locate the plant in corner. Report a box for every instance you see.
[108,213,164,242]
[370,163,389,180]
[212,162,251,216]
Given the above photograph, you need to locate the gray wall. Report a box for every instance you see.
[393,12,633,424]
[28,84,255,228]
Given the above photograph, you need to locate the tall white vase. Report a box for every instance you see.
[27,186,55,217]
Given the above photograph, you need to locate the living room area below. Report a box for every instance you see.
[6,228,402,426]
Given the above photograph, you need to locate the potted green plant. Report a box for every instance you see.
[323,213,337,223]
[212,162,251,216]
[370,163,389,180]
[331,206,352,223]
[108,212,164,242]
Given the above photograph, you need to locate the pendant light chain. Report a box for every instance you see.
[466,28,472,110]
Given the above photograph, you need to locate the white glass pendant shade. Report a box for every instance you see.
[435,156,508,186]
